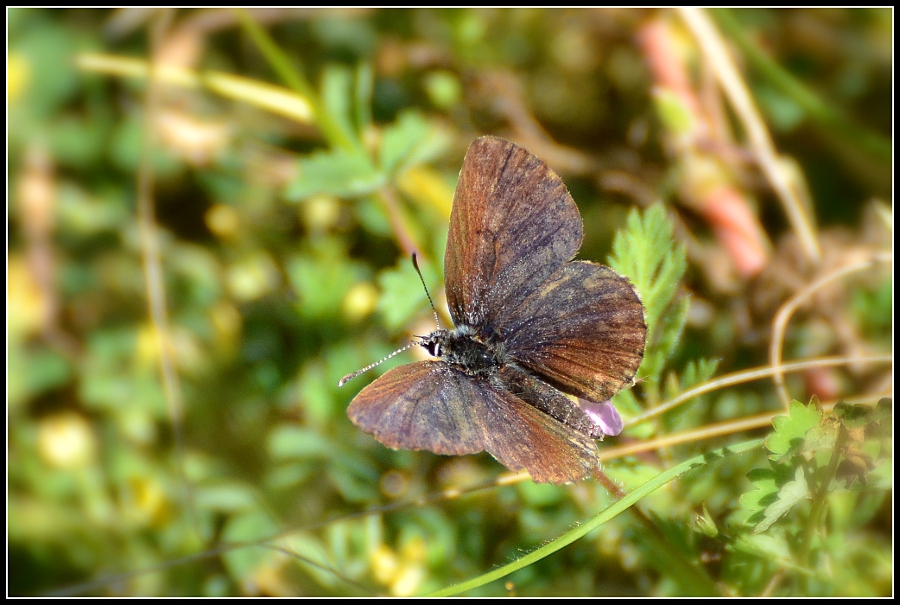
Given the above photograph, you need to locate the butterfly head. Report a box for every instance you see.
[419,325,509,379]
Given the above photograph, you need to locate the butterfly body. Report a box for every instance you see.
[345,136,647,484]
[421,325,508,378]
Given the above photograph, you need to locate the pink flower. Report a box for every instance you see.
[579,399,624,438]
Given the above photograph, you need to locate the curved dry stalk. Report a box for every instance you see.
[603,390,888,462]
[677,7,821,265]
[602,411,776,461]
[627,354,893,428]
[769,252,893,409]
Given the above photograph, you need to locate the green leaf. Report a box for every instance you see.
[753,465,809,534]
[221,510,283,580]
[834,400,887,430]
[11,348,72,403]
[376,257,438,331]
[379,110,451,176]
[268,425,335,460]
[652,88,696,136]
[353,62,374,136]
[642,294,688,382]
[660,357,720,430]
[732,532,793,565]
[766,400,822,460]
[194,483,259,512]
[741,462,796,527]
[285,246,368,320]
[285,146,383,200]
[609,204,687,383]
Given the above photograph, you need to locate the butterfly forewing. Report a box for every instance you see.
[445,136,583,332]
[347,362,484,456]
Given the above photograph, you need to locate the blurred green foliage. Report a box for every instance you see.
[8,7,892,597]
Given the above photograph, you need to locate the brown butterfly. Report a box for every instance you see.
[343,136,646,484]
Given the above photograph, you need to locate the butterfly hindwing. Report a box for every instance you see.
[479,367,600,484]
[501,261,647,402]
[348,361,601,484]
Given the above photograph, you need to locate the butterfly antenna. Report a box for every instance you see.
[338,341,418,387]
[339,253,439,388]
[412,252,442,330]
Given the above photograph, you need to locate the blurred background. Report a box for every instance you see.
[7,8,892,596]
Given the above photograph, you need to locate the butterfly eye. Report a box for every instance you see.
[423,340,442,357]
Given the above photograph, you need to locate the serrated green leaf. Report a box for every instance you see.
[609,204,686,384]
[741,461,800,527]
[662,355,718,403]
[803,421,839,452]
[681,358,720,388]
[642,295,688,381]
[834,400,888,430]
[767,400,822,459]
[741,479,776,521]
[610,205,686,323]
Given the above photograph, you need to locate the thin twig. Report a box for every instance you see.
[377,185,423,260]
[627,354,893,428]
[769,252,893,409]
[135,8,199,537]
[678,7,822,265]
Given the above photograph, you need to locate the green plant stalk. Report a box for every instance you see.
[427,437,765,596]
[712,8,892,164]
[795,426,847,593]
[75,53,315,124]
[232,7,357,152]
